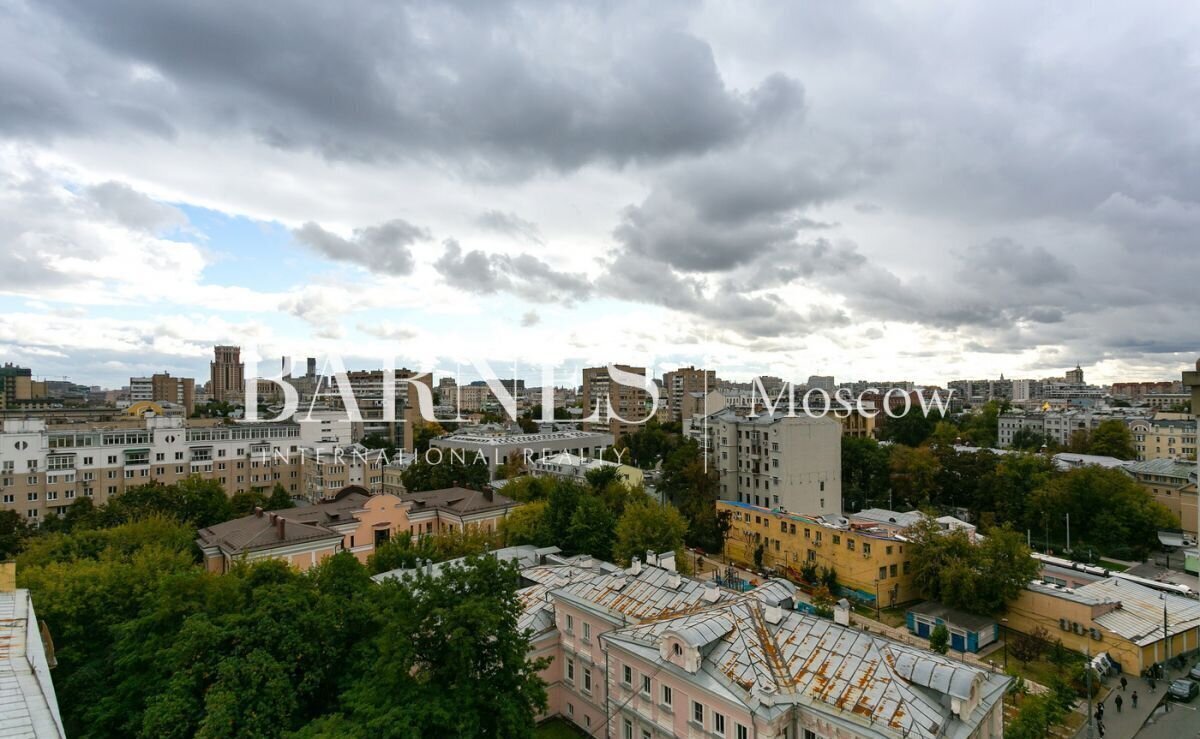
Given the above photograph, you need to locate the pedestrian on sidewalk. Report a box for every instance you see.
[1120,676,1127,692]
[1150,676,1156,692]
[1098,720,1105,737]
[1114,694,1123,713]
[1132,691,1138,708]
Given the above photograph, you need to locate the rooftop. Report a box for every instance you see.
[0,590,66,738]
[433,430,612,446]
[1078,577,1200,646]
[402,486,518,515]
[1126,458,1197,480]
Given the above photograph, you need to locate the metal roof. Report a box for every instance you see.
[1079,578,1200,646]
[0,590,65,738]
[606,597,1006,739]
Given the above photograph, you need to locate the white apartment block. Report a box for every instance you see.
[704,409,842,516]
[0,412,359,522]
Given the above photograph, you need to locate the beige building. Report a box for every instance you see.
[704,409,842,516]
[209,345,245,402]
[1126,458,1198,537]
[131,373,196,415]
[581,365,652,441]
[1129,415,1197,461]
[662,366,715,424]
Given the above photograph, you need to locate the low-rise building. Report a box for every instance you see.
[430,429,614,479]
[529,451,643,488]
[197,486,520,572]
[1005,556,1200,673]
[719,502,932,607]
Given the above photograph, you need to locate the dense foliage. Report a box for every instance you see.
[906,518,1040,615]
[17,519,548,738]
[400,454,489,492]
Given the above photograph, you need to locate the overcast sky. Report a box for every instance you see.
[2,1,1197,388]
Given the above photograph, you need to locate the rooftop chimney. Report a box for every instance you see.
[254,506,263,518]
[658,550,676,573]
[630,556,642,576]
[645,550,658,567]
[276,517,285,539]
[703,580,720,602]
[667,572,682,589]
[764,604,783,625]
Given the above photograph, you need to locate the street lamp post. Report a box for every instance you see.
[1001,618,1009,671]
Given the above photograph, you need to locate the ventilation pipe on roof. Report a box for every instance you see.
[703,580,720,602]
[764,604,783,625]
[630,557,642,576]
[645,550,658,567]
[667,572,682,589]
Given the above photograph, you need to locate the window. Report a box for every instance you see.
[662,685,672,707]
[566,658,575,683]
[737,725,749,739]
[583,668,592,694]
[583,622,591,641]
[879,566,887,580]
[566,703,574,717]
[565,614,574,633]
[641,674,651,696]
[622,665,632,686]
[623,719,632,739]
[714,712,726,735]
[692,701,704,725]
[673,643,683,656]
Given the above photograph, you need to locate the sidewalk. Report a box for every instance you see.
[1072,665,1189,739]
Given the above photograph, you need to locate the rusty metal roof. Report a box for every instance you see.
[606,597,1003,739]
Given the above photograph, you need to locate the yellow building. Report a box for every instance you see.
[718,501,921,607]
[1005,563,1200,673]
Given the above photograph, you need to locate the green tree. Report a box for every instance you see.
[1029,466,1178,558]
[888,445,942,509]
[906,517,1038,615]
[567,495,616,560]
[1009,626,1049,666]
[0,508,32,557]
[1087,419,1137,460]
[841,436,891,512]
[411,421,445,454]
[880,408,942,447]
[400,455,488,493]
[266,483,295,510]
[338,555,549,737]
[614,500,687,566]
[929,623,950,654]
[499,500,552,547]
[1010,426,1049,452]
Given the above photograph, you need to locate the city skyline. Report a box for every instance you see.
[2,2,1198,389]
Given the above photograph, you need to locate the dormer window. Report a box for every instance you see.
[673,643,683,656]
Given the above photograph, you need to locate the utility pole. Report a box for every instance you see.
[1085,642,1093,739]
[1065,512,1071,553]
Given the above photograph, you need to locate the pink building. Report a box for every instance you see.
[515,552,1008,739]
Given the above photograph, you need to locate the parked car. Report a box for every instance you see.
[1189,662,1200,681]
[1168,678,1199,701]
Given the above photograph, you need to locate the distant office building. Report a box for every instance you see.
[1065,364,1085,385]
[662,366,715,424]
[581,365,651,440]
[432,429,614,479]
[209,346,245,402]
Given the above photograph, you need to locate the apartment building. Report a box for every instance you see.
[209,345,245,402]
[704,409,842,516]
[1128,416,1197,460]
[130,372,196,415]
[661,366,715,424]
[300,443,386,500]
[0,414,354,522]
[581,365,652,440]
[1126,458,1198,537]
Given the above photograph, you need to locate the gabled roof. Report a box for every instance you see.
[195,494,370,555]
